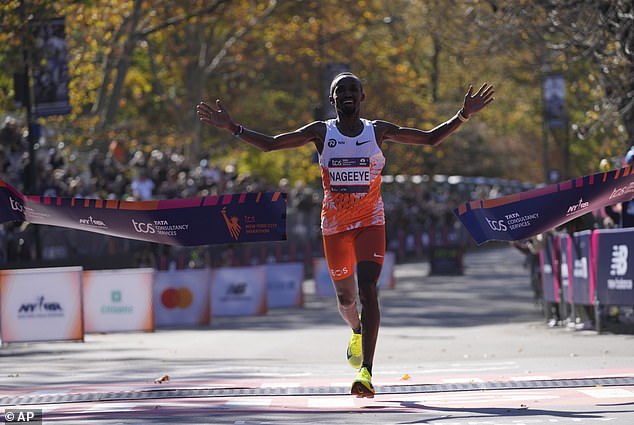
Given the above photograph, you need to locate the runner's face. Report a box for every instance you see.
[331,77,364,116]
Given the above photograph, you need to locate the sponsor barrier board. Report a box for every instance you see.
[211,266,267,316]
[153,269,211,327]
[593,228,634,306]
[0,267,83,343]
[265,263,305,308]
[83,268,154,333]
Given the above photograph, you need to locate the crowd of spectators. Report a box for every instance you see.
[0,115,533,269]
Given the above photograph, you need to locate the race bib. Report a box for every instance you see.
[328,157,370,193]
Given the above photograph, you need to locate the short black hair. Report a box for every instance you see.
[329,72,362,96]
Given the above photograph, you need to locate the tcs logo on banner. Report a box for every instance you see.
[161,287,193,309]
[485,217,507,232]
[9,196,24,213]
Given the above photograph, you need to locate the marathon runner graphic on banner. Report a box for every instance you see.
[455,165,634,245]
[0,179,286,246]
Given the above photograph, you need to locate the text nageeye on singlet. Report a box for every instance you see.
[328,157,371,193]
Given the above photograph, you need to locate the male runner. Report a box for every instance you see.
[196,72,494,397]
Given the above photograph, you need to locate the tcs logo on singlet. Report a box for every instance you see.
[329,267,349,278]
[160,287,193,309]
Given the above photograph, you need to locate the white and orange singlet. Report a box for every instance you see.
[319,118,386,236]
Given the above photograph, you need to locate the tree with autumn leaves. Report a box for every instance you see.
[0,0,632,188]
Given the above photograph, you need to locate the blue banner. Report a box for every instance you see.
[0,180,286,246]
[455,166,634,245]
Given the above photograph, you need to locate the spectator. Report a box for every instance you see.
[130,168,155,200]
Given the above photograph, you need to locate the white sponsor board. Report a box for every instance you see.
[211,266,267,316]
[0,267,83,343]
[153,269,211,327]
[83,268,154,333]
[313,252,396,297]
[265,263,304,308]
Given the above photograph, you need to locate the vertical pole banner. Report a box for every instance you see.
[265,263,305,308]
[593,228,634,306]
[153,269,211,327]
[455,166,634,244]
[211,266,267,317]
[557,233,571,306]
[539,234,560,303]
[31,17,71,117]
[83,268,154,333]
[0,267,83,343]
[0,179,287,246]
[568,230,593,305]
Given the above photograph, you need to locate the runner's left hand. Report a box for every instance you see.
[462,83,495,117]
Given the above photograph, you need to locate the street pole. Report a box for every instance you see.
[20,0,42,260]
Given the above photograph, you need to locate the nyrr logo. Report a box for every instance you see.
[485,217,507,232]
[18,296,63,316]
[9,196,24,213]
[132,219,155,234]
[610,244,628,276]
[79,216,107,228]
[327,138,337,148]
[566,198,589,216]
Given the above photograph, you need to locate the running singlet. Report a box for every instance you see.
[318,118,386,236]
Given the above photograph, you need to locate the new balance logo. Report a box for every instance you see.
[610,244,628,276]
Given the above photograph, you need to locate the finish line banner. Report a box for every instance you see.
[0,180,286,246]
[454,166,634,245]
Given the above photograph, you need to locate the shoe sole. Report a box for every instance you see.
[350,381,375,398]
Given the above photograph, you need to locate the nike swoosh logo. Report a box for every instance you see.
[373,253,383,258]
[356,140,372,146]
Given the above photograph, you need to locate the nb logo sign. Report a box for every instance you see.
[610,244,628,276]
[573,257,588,279]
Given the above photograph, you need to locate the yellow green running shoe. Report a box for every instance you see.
[346,332,362,369]
[350,366,374,398]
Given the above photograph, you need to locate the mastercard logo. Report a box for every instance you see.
[161,287,194,309]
